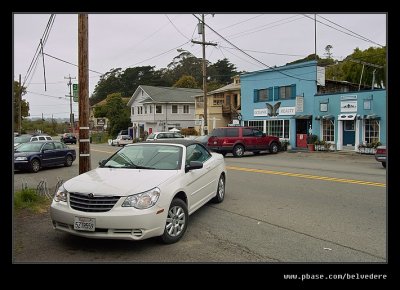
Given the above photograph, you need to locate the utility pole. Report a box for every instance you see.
[192,14,217,135]
[18,74,22,134]
[64,74,76,133]
[78,14,91,174]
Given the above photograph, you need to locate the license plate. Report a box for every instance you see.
[74,216,95,232]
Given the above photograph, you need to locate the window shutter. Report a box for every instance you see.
[268,87,273,101]
[291,84,296,99]
[254,89,259,102]
[274,86,279,101]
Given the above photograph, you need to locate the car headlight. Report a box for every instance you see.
[15,156,27,161]
[122,187,160,209]
[54,184,68,202]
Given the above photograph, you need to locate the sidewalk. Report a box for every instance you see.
[286,148,376,162]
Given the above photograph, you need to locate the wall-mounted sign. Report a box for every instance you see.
[295,96,304,112]
[317,66,325,86]
[340,101,357,112]
[278,107,296,115]
[320,103,328,112]
[340,95,357,101]
[254,108,269,117]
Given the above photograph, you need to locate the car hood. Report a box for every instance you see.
[63,167,179,196]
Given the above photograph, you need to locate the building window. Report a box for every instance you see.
[266,119,289,138]
[156,105,162,114]
[183,105,189,114]
[246,120,263,131]
[213,95,224,105]
[131,107,134,115]
[320,103,328,112]
[279,86,292,100]
[172,105,178,114]
[258,89,270,101]
[322,119,335,142]
[139,107,143,114]
[137,107,140,114]
[364,119,380,144]
[144,105,147,114]
[149,105,152,114]
[364,100,371,110]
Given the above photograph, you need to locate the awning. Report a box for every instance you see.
[292,115,312,119]
[365,114,381,120]
[322,115,334,120]
[338,113,356,120]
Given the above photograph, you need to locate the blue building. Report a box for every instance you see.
[241,61,318,148]
[313,89,386,151]
[240,60,386,151]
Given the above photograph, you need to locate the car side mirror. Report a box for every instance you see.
[185,161,203,173]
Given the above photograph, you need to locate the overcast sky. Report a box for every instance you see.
[13,13,386,119]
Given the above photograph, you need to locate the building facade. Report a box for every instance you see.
[313,89,386,151]
[241,61,319,148]
[240,60,386,151]
[194,76,241,134]
[127,85,202,138]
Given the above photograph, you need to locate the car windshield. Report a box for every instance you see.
[102,144,182,170]
[15,142,43,152]
[147,133,156,139]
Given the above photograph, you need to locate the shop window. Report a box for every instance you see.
[322,119,334,142]
[364,119,380,144]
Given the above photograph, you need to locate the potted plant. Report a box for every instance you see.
[307,134,318,151]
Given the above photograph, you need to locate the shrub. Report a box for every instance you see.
[307,134,318,144]
[181,128,198,136]
[14,188,48,212]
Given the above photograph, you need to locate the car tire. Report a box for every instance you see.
[159,198,188,244]
[382,162,386,168]
[233,144,245,157]
[212,174,225,203]
[269,142,279,154]
[30,159,40,173]
[65,155,73,167]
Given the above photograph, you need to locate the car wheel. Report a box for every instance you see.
[269,142,279,154]
[160,198,188,244]
[233,144,245,157]
[212,174,225,203]
[30,159,40,173]
[382,162,386,168]
[65,155,73,167]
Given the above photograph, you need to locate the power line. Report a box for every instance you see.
[193,14,315,82]
[26,90,70,100]
[43,53,104,75]
[303,14,384,47]
[219,45,307,57]
[165,14,190,40]
[218,14,265,31]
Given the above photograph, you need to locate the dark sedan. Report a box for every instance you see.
[60,133,77,144]
[14,141,76,173]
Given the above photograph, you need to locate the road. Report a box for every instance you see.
[13,143,387,263]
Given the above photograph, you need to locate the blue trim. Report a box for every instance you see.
[291,84,296,99]
[241,61,317,78]
[315,88,386,96]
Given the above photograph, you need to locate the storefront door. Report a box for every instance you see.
[343,120,355,146]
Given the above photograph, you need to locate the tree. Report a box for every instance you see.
[324,45,333,59]
[208,58,238,85]
[90,68,123,105]
[14,81,30,127]
[173,75,198,88]
[95,93,131,138]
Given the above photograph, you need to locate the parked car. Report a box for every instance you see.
[14,141,76,173]
[146,132,185,141]
[375,145,386,168]
[111,135,133,146]
[60,133,77,144]
[207,126,281,157]
[14,134,53,147]
[50,140,226,244]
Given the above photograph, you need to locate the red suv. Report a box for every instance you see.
[208,126,281,157]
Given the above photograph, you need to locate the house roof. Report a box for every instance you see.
[128,85,203,106]
[193,82,240,97]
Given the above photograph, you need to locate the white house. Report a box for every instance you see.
[127,85,203,138]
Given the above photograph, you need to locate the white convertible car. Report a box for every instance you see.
[50,140,226,244]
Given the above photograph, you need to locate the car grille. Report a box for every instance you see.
[69,192,120,212]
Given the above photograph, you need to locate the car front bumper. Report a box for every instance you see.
[50,200,167,241]
[14,160,31,171]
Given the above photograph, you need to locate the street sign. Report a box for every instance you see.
[73,84,78,102]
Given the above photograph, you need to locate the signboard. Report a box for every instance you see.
[254,108,269,117]
[73,84,78,102]
[317,66,325,86]
[97,118,105,126]
[295,96,304,112]
[278,107,296,115]
[194,119,203,126]
[340,101,357,112]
